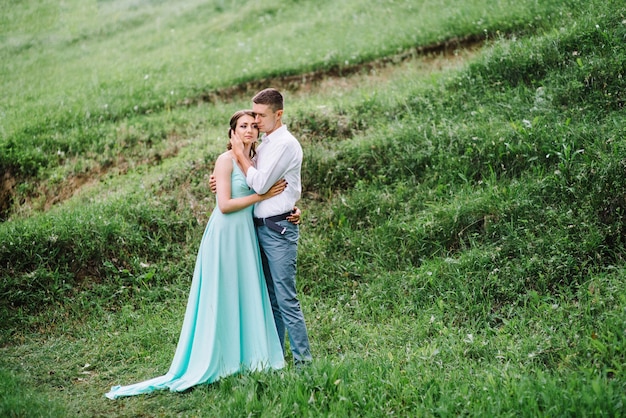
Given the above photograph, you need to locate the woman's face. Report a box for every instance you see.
[234,114,259,144]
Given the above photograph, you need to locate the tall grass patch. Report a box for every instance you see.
[0,192,199,342]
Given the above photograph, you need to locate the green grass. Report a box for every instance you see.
[1,0,626,416]
[0,368,65,417]
[1,0,566,189]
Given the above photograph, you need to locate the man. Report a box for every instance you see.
[229,88,312,366]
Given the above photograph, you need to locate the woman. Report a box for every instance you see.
[106,110,286,399]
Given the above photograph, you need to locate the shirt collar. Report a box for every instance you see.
[261,124,287,143]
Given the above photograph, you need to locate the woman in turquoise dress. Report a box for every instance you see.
[105,110,286,399]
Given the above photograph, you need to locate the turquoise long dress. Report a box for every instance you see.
[105,161,284,399]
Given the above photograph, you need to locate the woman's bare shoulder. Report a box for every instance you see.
[215,150,234,165]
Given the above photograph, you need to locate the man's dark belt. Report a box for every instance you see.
[253,211,292,235]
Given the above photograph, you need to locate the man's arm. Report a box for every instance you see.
[209,173,302,224]
[248,142,297,194]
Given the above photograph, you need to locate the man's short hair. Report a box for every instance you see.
[252,88,284,113]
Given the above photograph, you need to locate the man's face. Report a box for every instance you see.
[252,103,282,135]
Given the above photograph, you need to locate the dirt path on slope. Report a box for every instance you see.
[1,35,484,220]
[190,35,484,105]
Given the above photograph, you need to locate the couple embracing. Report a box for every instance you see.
[106,88,312,399]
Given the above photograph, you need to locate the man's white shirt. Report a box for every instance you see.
[246,125,302,218]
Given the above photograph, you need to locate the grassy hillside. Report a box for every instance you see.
[1,0,567,219]
[1,0,625,416]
